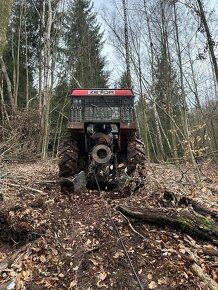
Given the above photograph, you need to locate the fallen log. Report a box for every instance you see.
[117,205,218,246]
[163,191,218,221]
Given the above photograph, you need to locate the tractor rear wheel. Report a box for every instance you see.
[127,137,146,174]
[58,138,79,178]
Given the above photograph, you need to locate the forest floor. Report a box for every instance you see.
[0,160,218,290]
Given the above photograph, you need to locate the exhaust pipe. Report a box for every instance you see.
[91,144,112,164]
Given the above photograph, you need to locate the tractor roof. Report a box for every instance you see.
[71,89,133,97]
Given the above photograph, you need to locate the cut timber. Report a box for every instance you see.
[117,205,218,246]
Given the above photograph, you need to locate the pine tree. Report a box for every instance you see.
[65,0,108,88]
[116,71,128,88]
[154,44,183,159]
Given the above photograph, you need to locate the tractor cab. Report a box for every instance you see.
[68,89,137,152]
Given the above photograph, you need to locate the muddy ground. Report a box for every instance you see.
[0,160,218,290]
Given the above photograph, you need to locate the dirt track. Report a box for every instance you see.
[0,161,218,289]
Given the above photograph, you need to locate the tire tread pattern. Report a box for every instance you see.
[58,138,78,178]
[127,137,146,173]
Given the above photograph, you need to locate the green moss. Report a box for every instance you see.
[202,216,213,230]
[192,210,213,231]
[178,216,193,229]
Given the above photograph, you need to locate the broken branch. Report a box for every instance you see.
[0,180,47,195]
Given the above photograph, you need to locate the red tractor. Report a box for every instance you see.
[58,89,145,187]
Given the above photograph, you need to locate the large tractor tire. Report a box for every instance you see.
[58,138,79,178]
[127,137,146,174]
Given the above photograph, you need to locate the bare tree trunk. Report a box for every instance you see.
[11,31,16,107]
[41,0,53,159]
[24,0,29,110]
[153,101,165,161]
[14,0,24,110]
[0,56,16,114]
[173,2,200,179]
[185,35,216,153]
[139,96,150,162]
[0,83,10,124]
[196,0,218,84]
[122,0,131,87]
[38,2,46,155]
[210,120,218,151]
[38,53,43,110]
[0,0,13,123]
[128,20,150,160]
[143,0,164,161]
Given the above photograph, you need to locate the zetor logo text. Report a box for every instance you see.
[88,90,115,95]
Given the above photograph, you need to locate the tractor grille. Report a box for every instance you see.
[70,106,135,122]
[84,107,120,121]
